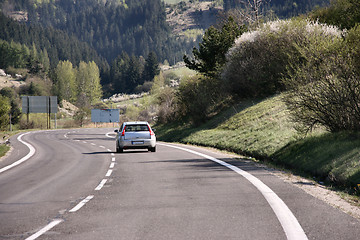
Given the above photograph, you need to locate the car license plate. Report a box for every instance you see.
[132,141,144,145]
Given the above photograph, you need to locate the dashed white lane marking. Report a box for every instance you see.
[25,219,63,240]
[4,130,117,238]
[160,143,308,240]
[95,179,108,191]
[69,195,94,213]
[110,162,115,169]
[105,169,113,177]
[0,132,36,174]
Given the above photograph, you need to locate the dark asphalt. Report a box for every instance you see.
[0,128,359,239]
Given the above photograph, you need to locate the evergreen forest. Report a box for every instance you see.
[0,0,195,65]
[0,0,331,99]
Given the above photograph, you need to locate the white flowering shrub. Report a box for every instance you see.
[222,18,360,132]
[222,19,343,98]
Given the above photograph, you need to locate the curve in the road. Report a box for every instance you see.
[2,130,117,240]
[4,131,308,240]
[0,132,36,174]
[160,143,308,240]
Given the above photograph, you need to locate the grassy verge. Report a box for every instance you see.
[0,130,20,158]
[157,95,301,158]
[156,94,360,194]
[0,144,10,158]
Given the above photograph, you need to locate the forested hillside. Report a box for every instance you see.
[0,0,194,64]
[0,12,108,70]
[0,0,335,100]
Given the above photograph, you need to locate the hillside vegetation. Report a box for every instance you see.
[1,0,360,194]
[156,93,360,192]
[0,0,195,65]
[154,0,360,193]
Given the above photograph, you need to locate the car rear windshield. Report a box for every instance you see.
[125,124,149,132]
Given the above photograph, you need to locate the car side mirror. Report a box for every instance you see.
[114,129,118,133]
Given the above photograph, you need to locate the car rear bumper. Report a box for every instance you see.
[118,138,156,149]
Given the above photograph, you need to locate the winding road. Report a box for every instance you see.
[0,128,359,239]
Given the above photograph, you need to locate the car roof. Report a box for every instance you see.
[123,121,149,125]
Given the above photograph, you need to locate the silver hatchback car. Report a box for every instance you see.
[115,121,156,153]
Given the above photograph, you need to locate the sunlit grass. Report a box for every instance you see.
[156,93,360,191]
[157,94,301,158]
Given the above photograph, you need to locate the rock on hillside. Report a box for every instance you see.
[59,100,78,117]
[166,1,222,36]
[0,69,25,89]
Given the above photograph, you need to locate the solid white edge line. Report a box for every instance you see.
[0,132,36,174]
[69,195,94,213]
[105,132,116,138]
[106,169,113,177]
[25,219,63,240]
[159,143,308,240]
[95,179,107,191]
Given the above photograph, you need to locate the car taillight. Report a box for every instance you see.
[121,127,126,136]
[148,125,155,135]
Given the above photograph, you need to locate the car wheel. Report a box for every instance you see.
[149,146,156,152]
[116,146,123,153]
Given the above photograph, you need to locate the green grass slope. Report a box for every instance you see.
[156,94,360,192]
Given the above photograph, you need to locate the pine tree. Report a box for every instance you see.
[142,52,159,83]
[184,17,247,78]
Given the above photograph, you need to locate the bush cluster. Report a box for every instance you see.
[162,13,360,133]
[284,25,360,132]
[222,18,360,133]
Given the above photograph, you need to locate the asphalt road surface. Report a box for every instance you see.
[0,128,359,240]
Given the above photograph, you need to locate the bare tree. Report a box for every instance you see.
[227,0,270,27]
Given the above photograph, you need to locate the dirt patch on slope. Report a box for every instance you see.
[0,76,25,89]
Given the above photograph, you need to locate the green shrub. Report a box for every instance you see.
[310,0,360,30]
[0,95,10,130]
[177,75,224,124]
[283,23,360,132]
[222,19,343,99]
[155,86,178,123]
